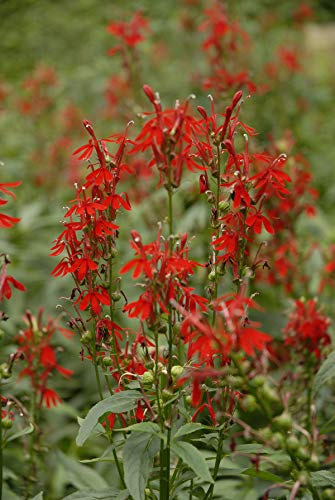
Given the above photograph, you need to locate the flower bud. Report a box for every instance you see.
[286,434,300,452]
[102,356,113,367]
[307,453,320,471]
[81,330,94,344]
[141,371,154,388]
[273,411,292,431]
[171,365,184,379]
[111,292,121,302]
[0,363,11,379]
[1,416,13,429]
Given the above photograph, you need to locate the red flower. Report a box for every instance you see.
[75,286,111,315]
[107,12,149,53]
[284,299,331,359]
[42,388,62,408]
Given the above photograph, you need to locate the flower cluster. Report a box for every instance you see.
[198,2,256,95]
[51,119,133,387]
[0,181,25,304]
[131,84,204,189]
[16,309,73,408]
[121,228,207,323]
[284,298,331,360]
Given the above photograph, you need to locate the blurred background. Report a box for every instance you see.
[1,0,335,497]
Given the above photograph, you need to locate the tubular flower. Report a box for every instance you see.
[15,309,73,408]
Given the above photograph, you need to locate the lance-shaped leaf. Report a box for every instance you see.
[171,441,213,484]
[76,391,141,446]
[123,431,160,500]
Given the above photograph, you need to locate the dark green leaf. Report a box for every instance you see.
[117,422,161,436]
[31,493,44,500]
[171,441,213,484]
[58,452,108,490]
[173,423,205,440]
[243,468,284,483]
[235,444,270,454]
[62,489,129,500]
[311,470,335,487]
[123,431,160,500]
[313,350,335,395]
[76,391,140,446]
[5,423,34,444]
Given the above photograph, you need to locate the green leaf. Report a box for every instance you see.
[76,391,140,446]
[121,422,161,436]
[5,423,34,444]
[62,489,129,500]
[313,350,335,395]
[58,452,108,490]
[243,468,284,483]
[174,423,204,440]
[171,441,214,484]
[311,470,335,487]
[31,493,44,500]
[2,484,20,500]
[235,444,270,454]
[80,445,122,463]
[123,431,160,500]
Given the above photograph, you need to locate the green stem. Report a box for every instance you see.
[109,245,122,379]
[168,187,173,239]
[104,373,113,396]
[27,377,39,498]
[212,145,222,324]
[112,448,126,489]
[189,479,193,500]
[92,344,103,401]
[203,428,224,500]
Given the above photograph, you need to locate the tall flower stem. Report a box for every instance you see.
[212,145,222,324]
[203,428,225,500]
[91,338,103,401]
[108,243,122,379]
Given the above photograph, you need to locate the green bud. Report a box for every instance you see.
[227,375,244,389]
[273,412,292,431]
[81,330,94,344]
[111,292,121,302]
[286,434,300,452]
[240,360,251,373]
[218,200,230,212]
[102,356,113,367]
[271,432,285,450]
[208,270,216,282]
[296,471,309,486]
[1,416,13,429]
[0,329,5,341]
[296,446,310,462]
[110,248,119,258]
[141,371,154,388]
[260,384,281,405]
[307,453,320,471]
[258,427,272,441]
[0,363,11,379]
[162,389,174,401]
[171,365,184,379]
[322,489,335,499]
[251,375,266,388]
[242,395,257,412]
